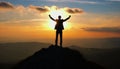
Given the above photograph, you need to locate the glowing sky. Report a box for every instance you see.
[0,0,120,42]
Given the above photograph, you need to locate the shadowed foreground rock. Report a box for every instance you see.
[14,45,104,69]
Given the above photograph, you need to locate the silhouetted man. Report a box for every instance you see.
[49,15,71,47]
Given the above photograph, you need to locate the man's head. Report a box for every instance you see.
[58,15,61,19]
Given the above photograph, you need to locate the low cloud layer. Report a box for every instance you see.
[0,2,14,9]
[0,2,84,14]
[107,0,120,2]
[29,6,50,13]
[47,0,98,4]
[82,27,120,33]
[64,8,83,14]
[30,6,84,14]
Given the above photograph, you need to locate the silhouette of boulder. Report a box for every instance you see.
[14,45,104,69]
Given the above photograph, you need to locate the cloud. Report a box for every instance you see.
[0,2,84,23]
[0,2,50,15]
[0,1,84,14]
[29,5,84,14]
[47,0,120,4]
[0,2,50,13]
[73,0,98,4]
[82,27,120,33]
[29,6,50,13]
[0,2,14,9]
[47,0,98,4]
[64,7,84,14]
[107,0,120,2]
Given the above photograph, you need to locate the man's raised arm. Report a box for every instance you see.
[63,15,71,22]
[49,15,56,21]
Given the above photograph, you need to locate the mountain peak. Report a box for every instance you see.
[14,45,103,69]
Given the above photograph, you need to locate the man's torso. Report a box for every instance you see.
[55,19,64,30]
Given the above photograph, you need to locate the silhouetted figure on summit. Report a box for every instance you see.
[49,15,71,47]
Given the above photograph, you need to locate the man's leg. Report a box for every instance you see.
[60,30,62,47]
[55,31,58,46]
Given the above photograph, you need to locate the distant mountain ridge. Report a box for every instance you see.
[0,42,50,46]
[64,38,120,48]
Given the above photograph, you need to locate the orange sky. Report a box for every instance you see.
[0,5,120,42]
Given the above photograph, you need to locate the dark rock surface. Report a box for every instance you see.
[14,45,104,69]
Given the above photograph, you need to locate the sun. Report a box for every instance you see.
[46,8,72,30]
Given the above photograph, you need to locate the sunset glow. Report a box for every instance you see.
[44,8,72,30]
[1,1,120,69]
[0,0,120,42]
